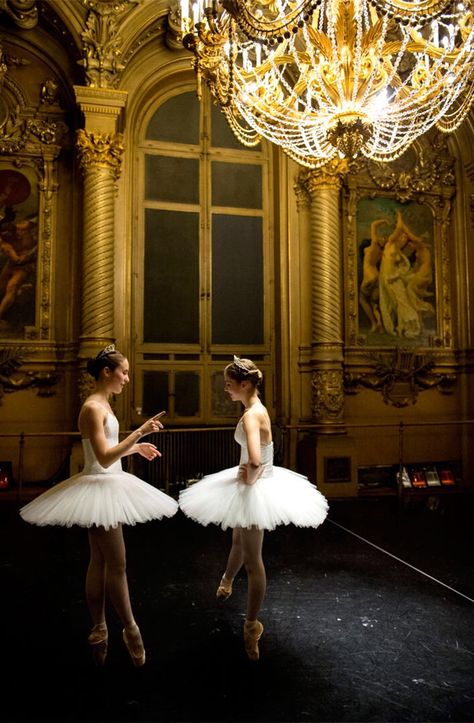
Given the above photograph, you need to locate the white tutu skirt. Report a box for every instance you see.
[179,465,329,531]
[20,471,179,531]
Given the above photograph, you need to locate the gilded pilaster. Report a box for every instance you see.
[74,86,127,368]
[301,158,348,426]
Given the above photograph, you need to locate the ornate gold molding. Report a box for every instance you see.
[344,348,456,407]
[470,194,474,228]
[78,1,138,88]
[38,183,56,340]
[76,129,124,180]
[40,78,60,106]
[311,369,344,422]
[0,347,59,402]
[166,2,185,50]
[293,179,310,210]
[78,369,96,405]
[357,135,455,201]
[0,0,38,29]
[465,160,474,184]
[0,45,67,154]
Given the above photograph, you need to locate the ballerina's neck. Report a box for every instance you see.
[243,400,263,413]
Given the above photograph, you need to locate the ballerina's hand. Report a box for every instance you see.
[245,462,263,486]
[140,411,166,436]
[137,443,162,460]
[238,464,247,482]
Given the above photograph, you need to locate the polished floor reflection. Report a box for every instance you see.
[1,495,474,722]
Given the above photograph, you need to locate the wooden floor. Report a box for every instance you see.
[1,494,474,722]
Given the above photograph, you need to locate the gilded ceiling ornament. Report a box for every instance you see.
[76,129,124,179]
[0,96,27,153]
[0,44,56,153]
[0,0,38,29]
[40,78,60,106]
[0,41,29,81]
[27,119,63,145]
[79,1,131,88]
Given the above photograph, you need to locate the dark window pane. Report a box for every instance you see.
[212,215,263,344]
[142,371,168,416]
[175,372,200,416]
[211,104,261,151]
[146,92,199,144]
[144,209,199,343]
[145,155,199,204]
[212,162,262,208]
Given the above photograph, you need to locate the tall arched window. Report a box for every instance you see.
[134,88,273,424]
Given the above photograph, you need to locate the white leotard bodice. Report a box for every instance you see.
[234,417,273,478]
[81,412,123,475]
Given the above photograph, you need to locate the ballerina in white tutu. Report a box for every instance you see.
[179,356,328,661]
[20,344,178,667]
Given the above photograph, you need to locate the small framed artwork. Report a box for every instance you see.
[0,461,14,490]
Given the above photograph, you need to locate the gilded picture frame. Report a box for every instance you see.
[344,140,454,350]
[356,196,437,346]
[0,156,54,341]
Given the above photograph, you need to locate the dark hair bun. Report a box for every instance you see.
[86,357,97,377]
[85,345,125,380]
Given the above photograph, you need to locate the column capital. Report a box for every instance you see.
[74,86,128,134]
[76,129,124,180]
[301,157,349,196]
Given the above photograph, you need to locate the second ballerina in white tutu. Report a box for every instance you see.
[179,356,328,661]
[20,344,178,667]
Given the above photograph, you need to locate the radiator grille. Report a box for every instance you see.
[131,427,240,490]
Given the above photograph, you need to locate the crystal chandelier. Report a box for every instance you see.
[179,0,474,166]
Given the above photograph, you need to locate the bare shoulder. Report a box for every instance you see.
[244,402,271,429]
[78,398,107,429]
[81,397,106,415]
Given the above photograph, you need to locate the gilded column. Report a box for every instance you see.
[302,158,348,428]
[74,87,127,367]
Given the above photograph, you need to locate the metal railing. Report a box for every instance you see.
[1,418,473,502]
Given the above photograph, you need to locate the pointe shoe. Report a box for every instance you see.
[244,619,264,661]
[216,575,233,601]
[122,623,146,667]
[88,622,108,667]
